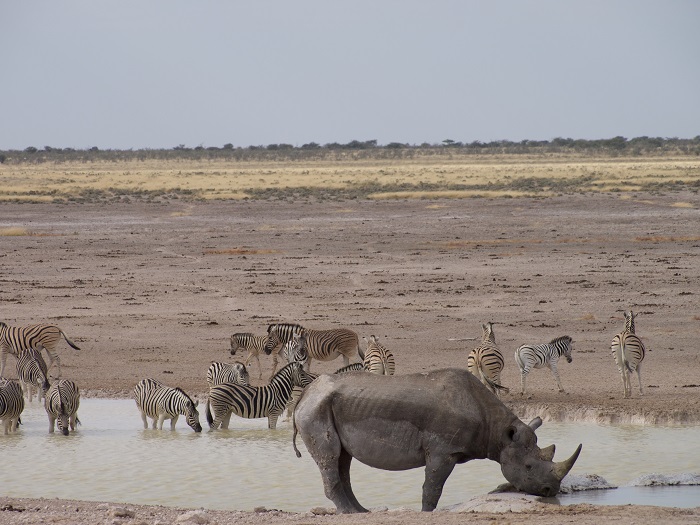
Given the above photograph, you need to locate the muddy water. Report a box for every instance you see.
[1,399,699,511]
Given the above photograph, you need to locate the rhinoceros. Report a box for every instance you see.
[292,367,582,513]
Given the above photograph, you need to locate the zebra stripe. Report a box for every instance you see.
[362,335,395,375]
[467,322,508,396]
[230,332,268,380]
[333,363,365,374]
[133,379,202,432]
[611,311,646,398]
[16,348,50,403]
[206,361,250,389]
[206,361,314,430]
[0,379,24,434]
[0,321,80,379]
[264,323,360,373]
[45,379,81,435]
[515,335,573,395]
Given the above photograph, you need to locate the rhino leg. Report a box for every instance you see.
[338,448,367,513]
[422,456,457,512]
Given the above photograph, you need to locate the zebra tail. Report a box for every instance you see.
[205,397,214,428]
[481,367,509,393]
[620,340,633,373]
[61,331,81,351]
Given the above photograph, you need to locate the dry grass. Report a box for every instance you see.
[635,236,700,243]
[203,248,278,255]
[0,227,31,236]
[1,155,698,202]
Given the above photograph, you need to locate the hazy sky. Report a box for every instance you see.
[2,1,698,150]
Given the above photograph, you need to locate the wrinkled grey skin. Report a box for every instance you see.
[293,368,581,513]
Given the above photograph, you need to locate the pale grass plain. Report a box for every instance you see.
[1,154,699,202]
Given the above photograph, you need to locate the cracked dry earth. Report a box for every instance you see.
[1,192,699,524]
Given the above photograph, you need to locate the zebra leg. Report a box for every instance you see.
[253,354,262,380]
[636,363,643,396]
[140,411,149,429]
[520,372,527,396]
[0,350,7,378]
[70,414,77,431]
[48,414,56,433]
[221,410,233,430]
[549,362,565,393]
[268,410,281,430]
[157,413,166,430]
[170,415,179,430]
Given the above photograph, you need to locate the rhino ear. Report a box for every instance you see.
[528,417,543,431]
[504,425,519,444]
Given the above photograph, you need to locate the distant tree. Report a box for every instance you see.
[386,142,406,149]
[24,146,38,153]
[0,153,6,164]
[223,143,234,150]
[301,142,320,149]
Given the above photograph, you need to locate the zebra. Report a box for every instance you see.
[0,379,24,434]
[16,347,50,403]
[45,379,81,436]
[361,335,395,375]
[230,332,268,380]
[133,378,202,432]
[515,335,574,395]
[206,361,315,430]
[0,321,81,379]
[264,322,360,375]
[611,310,646,398]
[206,361,250,390]
[467,322,508,396]
[279,331,310,419]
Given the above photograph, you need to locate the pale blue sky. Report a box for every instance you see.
[1,1,698,150]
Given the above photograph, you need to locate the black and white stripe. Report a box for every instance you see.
[515,335,573,395]
[206,361,250,389]
[16,347,50,403]
[230,332,268,380]
[205,361,315,430]
[264,323,360,373]
[611,310,646,398]
[0,379,24,434]
[45,379,81,435]
[133,378,202,432]
[0,321,80,378]
[361,335,395,375]
[467,322,508,396]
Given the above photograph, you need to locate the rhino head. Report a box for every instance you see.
[498,417,582,497]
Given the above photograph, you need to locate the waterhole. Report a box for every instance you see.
[1,399,698,511]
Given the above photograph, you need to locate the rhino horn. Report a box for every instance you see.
[539,444,555,461]
[553,444,583,481]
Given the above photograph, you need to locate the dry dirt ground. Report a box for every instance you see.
[1,193,699,524]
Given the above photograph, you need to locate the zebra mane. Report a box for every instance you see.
[174,387,196,407]
[549,335,572,345]
[268,322,304,334]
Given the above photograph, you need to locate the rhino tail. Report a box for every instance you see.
[292,407,302,458]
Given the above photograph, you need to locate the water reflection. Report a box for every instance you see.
[1,399,698,511]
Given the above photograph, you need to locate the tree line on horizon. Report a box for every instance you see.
[1,135,699,164]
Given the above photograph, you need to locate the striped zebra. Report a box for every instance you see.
[230,332,268,380]
[279,331,310,419]
[16,347,50,403]
[206,361,250,389]
[45,379,81,435]
[0,321,81,379]
[361,335,395,375]
[133,378,202,432]
[515,335,574,395]
[467,322,508,396]
[0,379,24,434]
[611,310,646,398]
[206,361,315,430]
[264,322,360,374]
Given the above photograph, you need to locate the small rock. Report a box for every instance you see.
[309,507,334,515]
[176,509,210,524]
[110,506,136,518]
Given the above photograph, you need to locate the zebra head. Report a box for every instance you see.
[555,335,574,363]
[176,388,202,433]
[56,399,70,436]
[229,333,250,356]
[624,311,637,334]
[231,362,250,385]
[288,361,316,388]
[283,332,308,367]
[264,325,283,355]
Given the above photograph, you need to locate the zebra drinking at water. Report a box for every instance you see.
[45,379,81,435]
[264,323,360,375]
[16,347,50,403]
[611,310,646,398]
[467,322,508,396]
[133,378,202,432]
[0,321,81,379]
[515,335,573,395]
[361,335,395,375]
[230,332,268,380]
[0,379,24,434]
[206,361,250,389]
[206,361,315,430]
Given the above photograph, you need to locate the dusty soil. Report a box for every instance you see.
[1,193,699,523]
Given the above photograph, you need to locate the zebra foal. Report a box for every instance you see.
[0,379,24,434]
[515,335,573,395]
[206,361,315,430]
[230,332,268,380]
[611,311,646,398]
[206,361,250,389]
[133,378,202,432]
[467,322,508,396]
[16,347,50,403]
[264,323,360,375]
[361,335,395,375]
[45,379,81,435]
[0,321,80,378]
